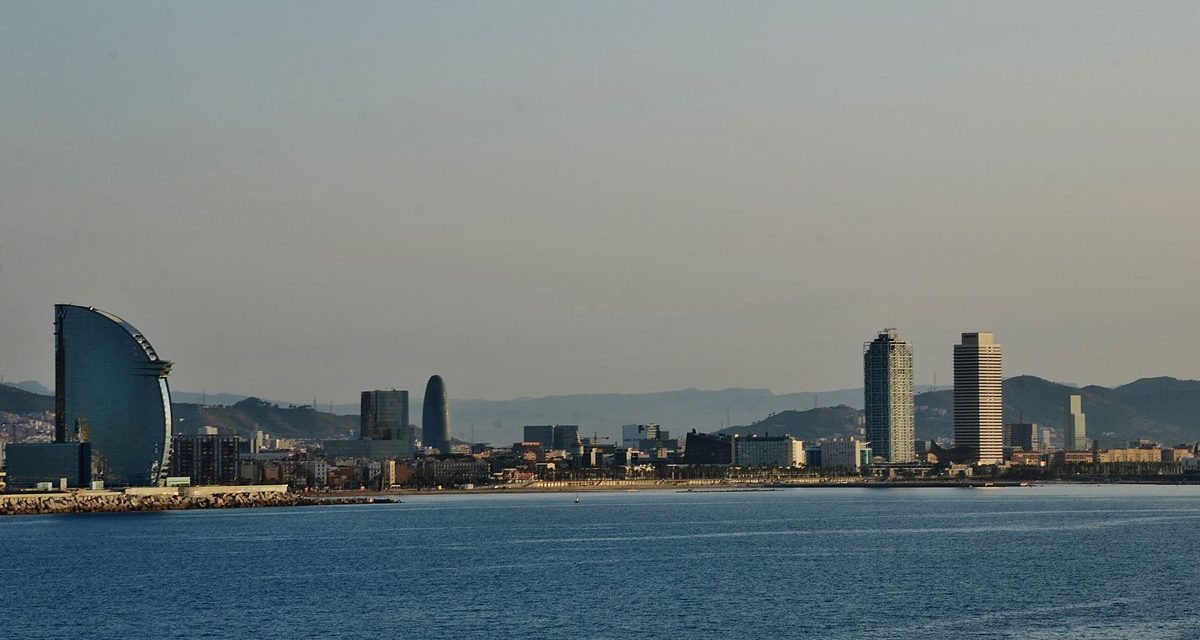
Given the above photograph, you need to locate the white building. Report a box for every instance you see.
[732,435,805,468]
[306,459,330,487]
[820,438,872,472]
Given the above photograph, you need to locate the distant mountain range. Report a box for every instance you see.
[1,380,51,396]
[4,376,1200,446]
[0,385,355,440]
[722,375,1200,447]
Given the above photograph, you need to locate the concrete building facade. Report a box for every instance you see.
[1065,395,1087,450]
[953,332,1004,465]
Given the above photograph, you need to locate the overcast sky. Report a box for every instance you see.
[2,2,1198,403]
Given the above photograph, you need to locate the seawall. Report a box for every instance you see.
[0,490,379,516]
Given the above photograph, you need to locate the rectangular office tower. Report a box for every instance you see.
[863,329,916,463]
[360,390,409,441]
[1065,394,1087,450]
[953,332,1004,464]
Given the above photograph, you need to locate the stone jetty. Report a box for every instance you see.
[0,491,380,516]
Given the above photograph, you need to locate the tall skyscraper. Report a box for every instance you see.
[360,389,409,440]
[55,304,173,486]
[863,328,916,463]
[1065,394,1087,450]
[953,331,1003,465]
[422,375,452,455]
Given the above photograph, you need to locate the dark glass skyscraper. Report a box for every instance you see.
[422,375,452,455]
[360,389,409,440]
[55,304,173,486]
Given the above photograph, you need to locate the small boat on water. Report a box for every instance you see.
[574,495,580,504]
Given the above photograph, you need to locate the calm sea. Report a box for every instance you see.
[2,485,1198,639]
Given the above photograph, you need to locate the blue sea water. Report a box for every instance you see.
[2,485,1199,639]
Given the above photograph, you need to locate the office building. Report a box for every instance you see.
[55,304,173,486]
[4,442,92,489]
[523,425,556,450]
[953,332,1004,465]
[732,435,805,468]
[170,434,240,485]
[422,375,452,455]
[1008,423,1040,451]
[684,431,733,465]
[863,329,916,463]
[1065,395,1087,450]
[552,425,580,450]
[361,389,409,441]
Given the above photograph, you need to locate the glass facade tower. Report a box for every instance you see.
[360,389,409,440]
[421,375,452,455]
[863,329,916,463]
[55,304,173,486]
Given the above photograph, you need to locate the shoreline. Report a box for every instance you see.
[4,476,1198,517]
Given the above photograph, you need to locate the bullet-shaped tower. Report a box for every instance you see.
[422,375,452,455]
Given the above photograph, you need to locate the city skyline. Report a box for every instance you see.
[4,3,1200,402]
[3,4,1199,639]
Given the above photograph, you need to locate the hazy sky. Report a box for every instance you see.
[2,2,1199,403]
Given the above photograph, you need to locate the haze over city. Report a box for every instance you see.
[3,2,1199,403]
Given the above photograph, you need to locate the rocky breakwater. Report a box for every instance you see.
[0,492,380,516]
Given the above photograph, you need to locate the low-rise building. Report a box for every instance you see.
[1009,450,1046,466]
[1096,448,1163,464]
[1053,450,1095,465]
[4,442,91,489]
[820,438,871,472]
[732,435,805,468]
[1161,448,1195,463]
[684,431,733,465]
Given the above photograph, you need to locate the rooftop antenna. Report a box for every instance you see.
[726,406,731,429]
